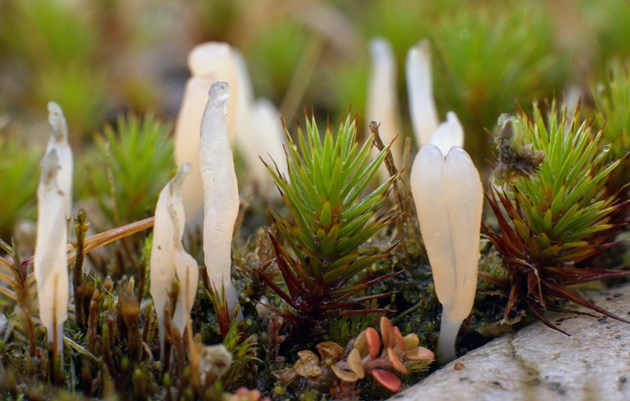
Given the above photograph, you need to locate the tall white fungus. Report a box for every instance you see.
[34,150,69,355]
[46,101,73,219]
[406,39,465,153]
[170,165,199,335]
[175,43,238,225]
[410,144,483,364]
[406,39,440,147]
[150,163,198,356]
[34,102,73,356]
[200,82,240,314]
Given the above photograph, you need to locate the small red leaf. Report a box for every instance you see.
[387,347,407,375]
[371,369,402,392]
[365,327,381,359]
[393,326,405,350]
[380,317,394,348]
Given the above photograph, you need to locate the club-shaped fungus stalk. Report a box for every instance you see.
[150,163,198,357]
[46,101,73,219]
[34,150,69,356]
[367,38,402,170]
[406,39,464,151]
[200,82,240,315]
[410,143,483,364]
[233,51,288,193]
[172,242,199,332]
[175,42,238,225]
[428,112,464,155]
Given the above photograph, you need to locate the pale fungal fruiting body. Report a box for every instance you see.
[150,163,198,356]
[46,101,73,219]
[407,39,480,362]
[200,82,240,315]
[150,173,175,353]
[175,43,239,225]
[176,42,287,218]
[410,144,483,363]
[406,39,439,147]
[428,111,464,155]
[367,38,402,170]
[241,99,287,192]
[172,242,199,333]
[34,102,73,355]
[233,51,287,193]
[406,39,464,151]
[34,150,69,355]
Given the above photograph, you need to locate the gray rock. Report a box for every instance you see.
[393,284,630,401]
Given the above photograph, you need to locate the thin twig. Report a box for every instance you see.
[22,216,155,276]
[369,121,414,274]
[73,210,88,328]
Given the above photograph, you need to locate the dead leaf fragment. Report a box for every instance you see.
[316,341,344,364]
[294,350,322,377]
[331,365,360,383]
[347,348,365,379]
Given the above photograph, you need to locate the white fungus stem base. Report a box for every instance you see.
[437,310,463,364]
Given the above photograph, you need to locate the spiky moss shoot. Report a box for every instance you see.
[83,114,174,229]
[486,102,630,333]
[261,114,396,329]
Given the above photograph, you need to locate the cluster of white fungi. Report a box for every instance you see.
[33,38,481,365]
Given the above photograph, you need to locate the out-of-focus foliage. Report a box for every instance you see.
[82,114,174,228]
[430,4,564,160]
[0,0,105,134]
[593,60,629,159]
[591,59,629,197]
[0,136,40,238]
[243,20,312,105]
[2,0,97,66]
[581,0,630,72]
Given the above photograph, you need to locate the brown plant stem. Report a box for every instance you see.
[73,209,89,328]
[22,216,155,285]
[369,121,416,277]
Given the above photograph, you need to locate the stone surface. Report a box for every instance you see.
[392,284,630,401]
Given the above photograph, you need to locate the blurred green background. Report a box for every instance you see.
[0,0,628,237]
